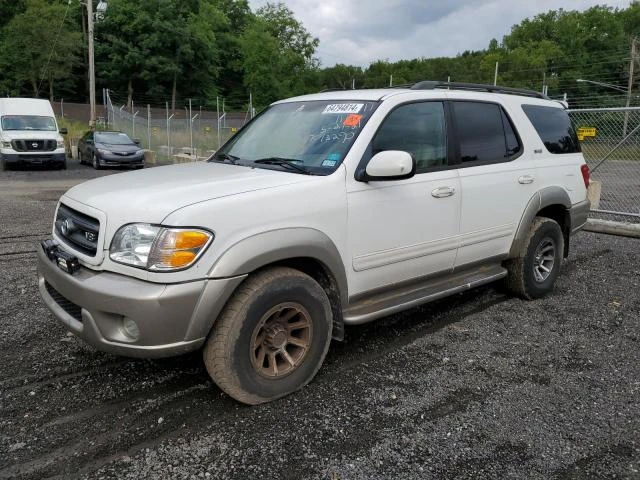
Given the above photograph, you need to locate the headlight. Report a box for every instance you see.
[57,140,65,148]
[109,224,213,271]
[136,149,145,155]
[97,148,111,155]
[1,141,11,148]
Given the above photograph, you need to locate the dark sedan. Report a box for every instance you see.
[78,131,145,169]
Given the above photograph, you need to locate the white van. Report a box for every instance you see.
[0,98,67,170]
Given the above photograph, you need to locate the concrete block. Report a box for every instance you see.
[583,218,640,238]
[144,150,156,165]
[587,180,601,210]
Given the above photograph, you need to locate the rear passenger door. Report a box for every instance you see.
[452,101,537,268]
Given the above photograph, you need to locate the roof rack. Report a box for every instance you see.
[409,81,548,99]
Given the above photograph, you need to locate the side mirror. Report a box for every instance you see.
[133,138,141,145]
[59,127,68,135]
[356,150,416,182]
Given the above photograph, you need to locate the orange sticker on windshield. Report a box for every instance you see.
[343,114,363,127]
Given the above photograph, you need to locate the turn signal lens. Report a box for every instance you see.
[164,250,197,268]
[147,228,212,271]
[175,231,209,249]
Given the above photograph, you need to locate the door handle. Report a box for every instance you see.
[518,175,535,185]
[431,186,456,198]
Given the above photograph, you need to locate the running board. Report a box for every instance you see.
[343,264,507,325]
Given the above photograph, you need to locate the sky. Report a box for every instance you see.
[248,0,632,67]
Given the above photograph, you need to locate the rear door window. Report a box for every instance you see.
[452,101,522,165]
[522,105,581,154]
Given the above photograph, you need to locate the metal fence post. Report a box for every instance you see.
[216,96,220,149]
[147,104,151,150]
[189,98,193,156]
[132,110,139,139]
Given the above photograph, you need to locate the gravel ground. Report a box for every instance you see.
[0,162,639,480]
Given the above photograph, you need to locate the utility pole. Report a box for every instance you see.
[623,36,637,137]
[87,0,96,128]
[493,61,499,86]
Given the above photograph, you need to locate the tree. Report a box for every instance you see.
[0,1,26,30]
[0,0,81,99]
[95,0,225,110]
[241,3,320,107]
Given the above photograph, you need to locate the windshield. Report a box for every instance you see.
[216,100,379,175]
[1,115,57,131]
[96,132,134,145]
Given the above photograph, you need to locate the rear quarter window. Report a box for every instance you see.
[522,104,581,154]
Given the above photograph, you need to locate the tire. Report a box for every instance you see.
[79,151,84,165]
[1,158,7,171]
[92,154,101,170]
[203,267,333,405]
[504,217,564,300]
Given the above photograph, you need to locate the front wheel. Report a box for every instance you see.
[92,154,101,170]
[504,217,564,299]
[203,267,333,405]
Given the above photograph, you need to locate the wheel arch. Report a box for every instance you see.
[208,228,348,340]
[509,187,572,259]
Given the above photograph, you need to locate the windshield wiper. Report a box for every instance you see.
[211,152,240,165]
[253,157,313,175]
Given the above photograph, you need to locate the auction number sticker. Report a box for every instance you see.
[322,103,364,115]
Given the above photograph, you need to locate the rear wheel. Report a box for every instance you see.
[203,267,333,405]
[505,217,564,299]
[79,151,84,165]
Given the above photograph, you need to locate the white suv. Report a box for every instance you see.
[38,81,590,404]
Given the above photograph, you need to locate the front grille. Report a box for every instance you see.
[11,139,57,152]
[55,204,100,256]
[113,151,134,156]
[45,282,83,322]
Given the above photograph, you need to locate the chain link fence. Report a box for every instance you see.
[568,107,640,225]
[101,94,639,224]
[105,91,253,165]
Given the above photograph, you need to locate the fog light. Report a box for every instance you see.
[122,317,140,340]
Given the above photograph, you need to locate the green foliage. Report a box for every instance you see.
[241,3,320,107]
[1,1,640,110]
[0,0,81,98]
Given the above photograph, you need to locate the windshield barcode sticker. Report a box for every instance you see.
[322,103,364,115]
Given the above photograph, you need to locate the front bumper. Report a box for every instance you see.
[37,244,246,358]
[1,152,66,166]
[98,152,144,167]
[570,199,591,234]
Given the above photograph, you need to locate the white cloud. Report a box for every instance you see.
[248,0,632,67]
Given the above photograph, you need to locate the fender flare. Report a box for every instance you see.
[509,186,571,258]
[208,227,349,304]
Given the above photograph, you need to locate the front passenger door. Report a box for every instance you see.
[346,101,461,296]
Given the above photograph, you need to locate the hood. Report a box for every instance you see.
[1,130,61,141]
[63,161,311,224]
[96,142,139,153]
